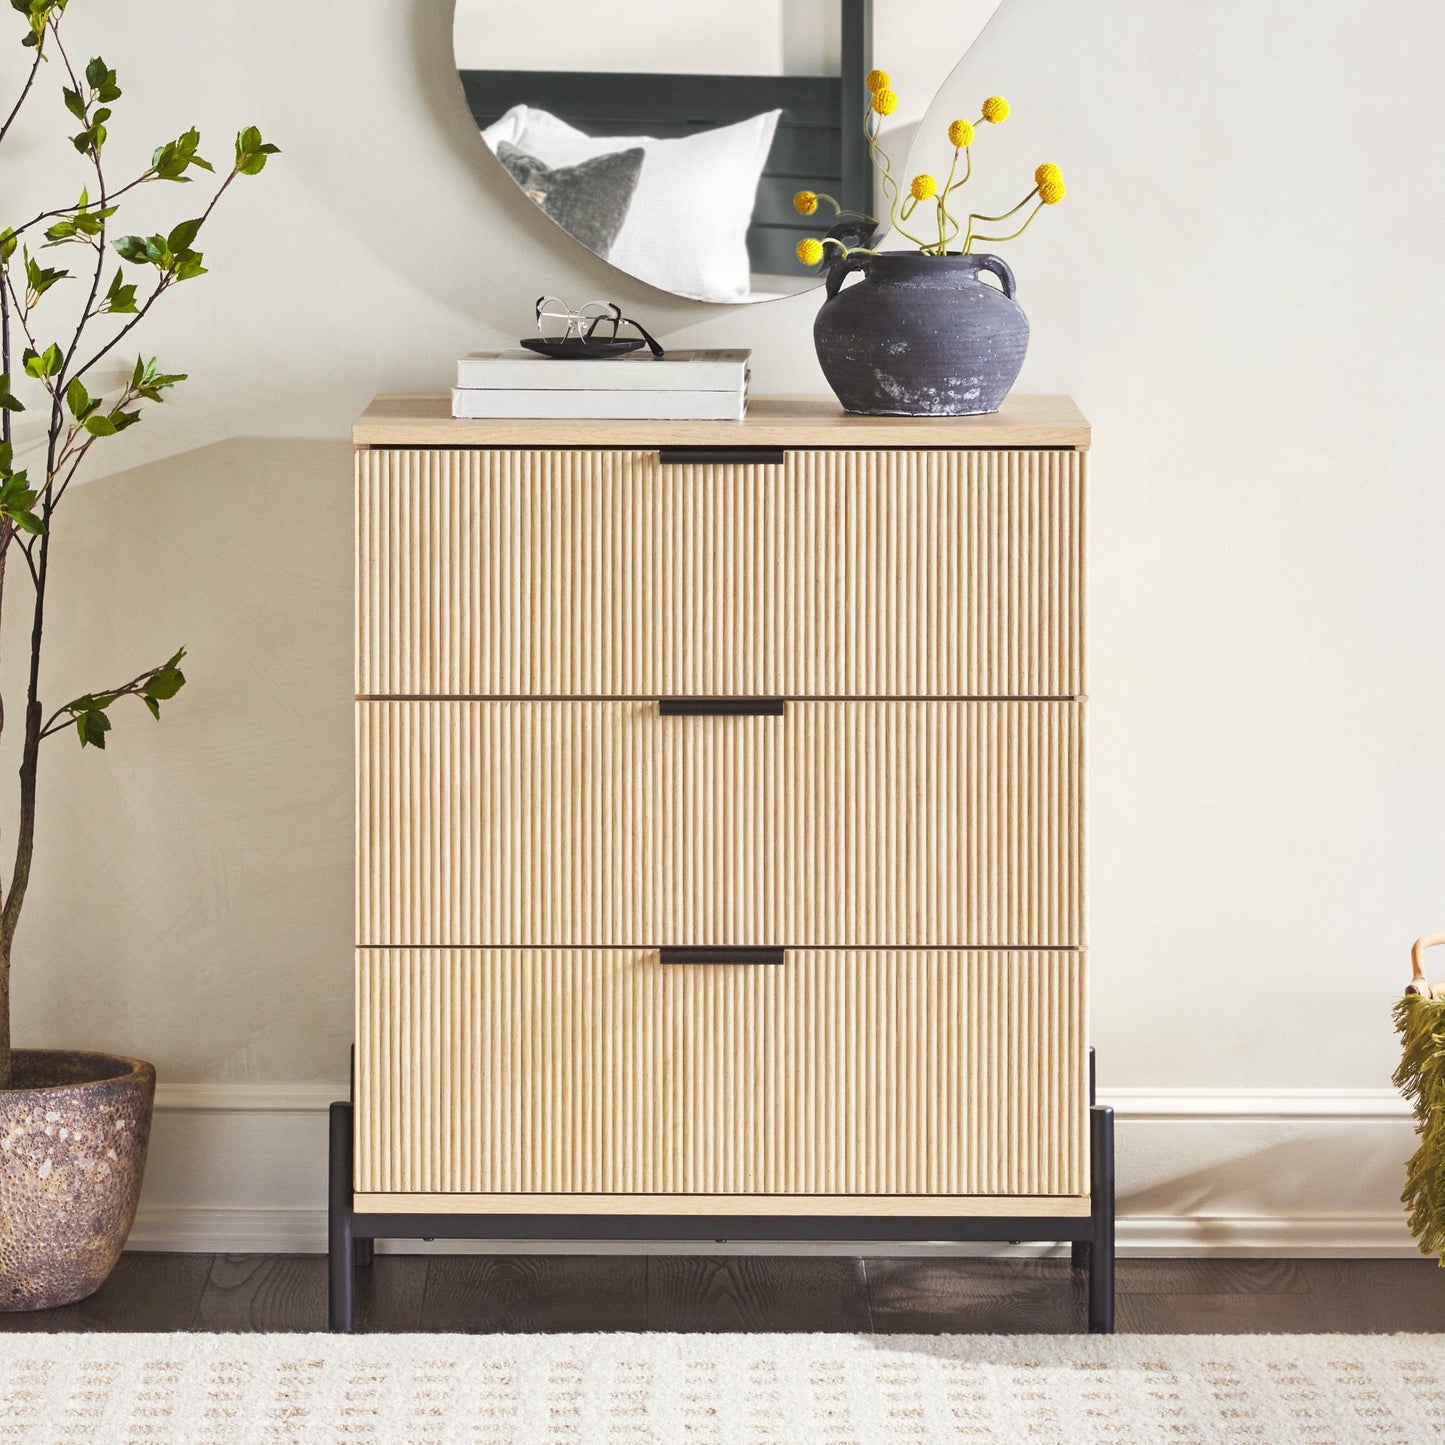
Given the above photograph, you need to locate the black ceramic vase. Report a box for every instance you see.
[813,252,1029,416]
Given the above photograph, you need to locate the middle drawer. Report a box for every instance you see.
[358,700,1083,948]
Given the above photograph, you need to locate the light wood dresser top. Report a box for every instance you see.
[353,393,1091,449]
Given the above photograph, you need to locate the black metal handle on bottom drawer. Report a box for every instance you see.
[659,947,785,966]
[657,697,785,717]
[658,448,785,466]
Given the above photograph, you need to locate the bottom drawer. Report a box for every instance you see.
[355,948,1087,1199]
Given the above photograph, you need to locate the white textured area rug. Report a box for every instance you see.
[2,1332,1442,1444]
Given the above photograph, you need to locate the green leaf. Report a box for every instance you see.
[22,343,62,379]
[0,374,22,413]
[24,249,69,301]
[49,192,121,249]
[112,234,152,264]
[83,413,118,437]
[5,507,44,536]
[70,115,109,158]
[62,85,86,122]
[0,466,45,536]
[131,359,186,399]
[143,663,186,701]
[167,217,202,253]
[151,127,212,182]
[0,228,15,263]
[140,649,188,714]
[84,57,120,103]
[172,251,206,281]
[235,124,281,177]
[64,376,88,419]
[102,268,137,314]
[75,708,111,749]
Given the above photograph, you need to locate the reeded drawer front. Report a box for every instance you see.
[355,948,1088,1197]
[357,700,1083,947]
[356,448,1084,698]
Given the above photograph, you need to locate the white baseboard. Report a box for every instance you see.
[129,1084,1421,1258]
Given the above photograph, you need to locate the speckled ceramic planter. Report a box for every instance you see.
[814,251,1030,416]
[0,1050,155,1311]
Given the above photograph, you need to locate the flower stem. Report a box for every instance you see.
[963,188,1042,253]
[936,148,961,254]
[964,199,1047,253]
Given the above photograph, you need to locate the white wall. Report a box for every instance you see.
[455,0,793,77]
[453,0,937,80]
[2,0,1442,1251]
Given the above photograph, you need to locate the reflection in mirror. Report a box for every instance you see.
[454,1,874,304]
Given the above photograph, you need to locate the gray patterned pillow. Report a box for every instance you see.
[496,142,644,260]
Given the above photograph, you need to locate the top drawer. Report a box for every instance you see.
[356,447,1084,699]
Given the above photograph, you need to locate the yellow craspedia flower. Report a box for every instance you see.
[1038,178,1067,205]
[796,237,825,266]
[866,69,890,94]
[793,190,819,215]
[1035,162,1062,187]
[981,95,1010,123]
[872,87,898,116]
[948,118,976,148]
[909,173,938,202]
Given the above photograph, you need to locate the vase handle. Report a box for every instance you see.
[825,251,869,300]
[973,253,1017,300]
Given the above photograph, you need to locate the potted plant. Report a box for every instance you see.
[796,73,1067,416]
[0,0,276,1311]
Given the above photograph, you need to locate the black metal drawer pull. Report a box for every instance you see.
[658,447,785,466]
[658,697,785,717]
[659,947,785,966]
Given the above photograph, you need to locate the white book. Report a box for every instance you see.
[451,385,748,421]
[456,348,750,392]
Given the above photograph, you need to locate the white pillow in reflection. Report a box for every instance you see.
[482,104,780,304]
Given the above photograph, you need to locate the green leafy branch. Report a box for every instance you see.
[11,0,69,51]
[0,441,43,537]
[0,0,278,1087]
[0,26,279,516]
[39,646,187,748]
[47,354,183,503]
[0,2,64,144]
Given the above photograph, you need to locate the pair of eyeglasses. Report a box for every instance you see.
[534,296,665,357]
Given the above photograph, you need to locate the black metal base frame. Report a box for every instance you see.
[329,1074,1115,1335]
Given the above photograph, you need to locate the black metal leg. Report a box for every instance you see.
[1070,1240,1090,1269]
[1087,1104,1115,1334]
[354,1237,375,1268]
[329,1100,357,1333]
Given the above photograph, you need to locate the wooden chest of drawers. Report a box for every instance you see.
[334,395,1110,1332]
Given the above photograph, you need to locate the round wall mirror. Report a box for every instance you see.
[453,1,1003,305]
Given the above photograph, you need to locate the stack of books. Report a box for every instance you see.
[451,349,750,421]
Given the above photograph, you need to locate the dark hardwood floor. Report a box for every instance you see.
[1,1254,1442,1334]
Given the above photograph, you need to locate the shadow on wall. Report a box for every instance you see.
[6,437,354,1085]
[1118,1126,1416,1242]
